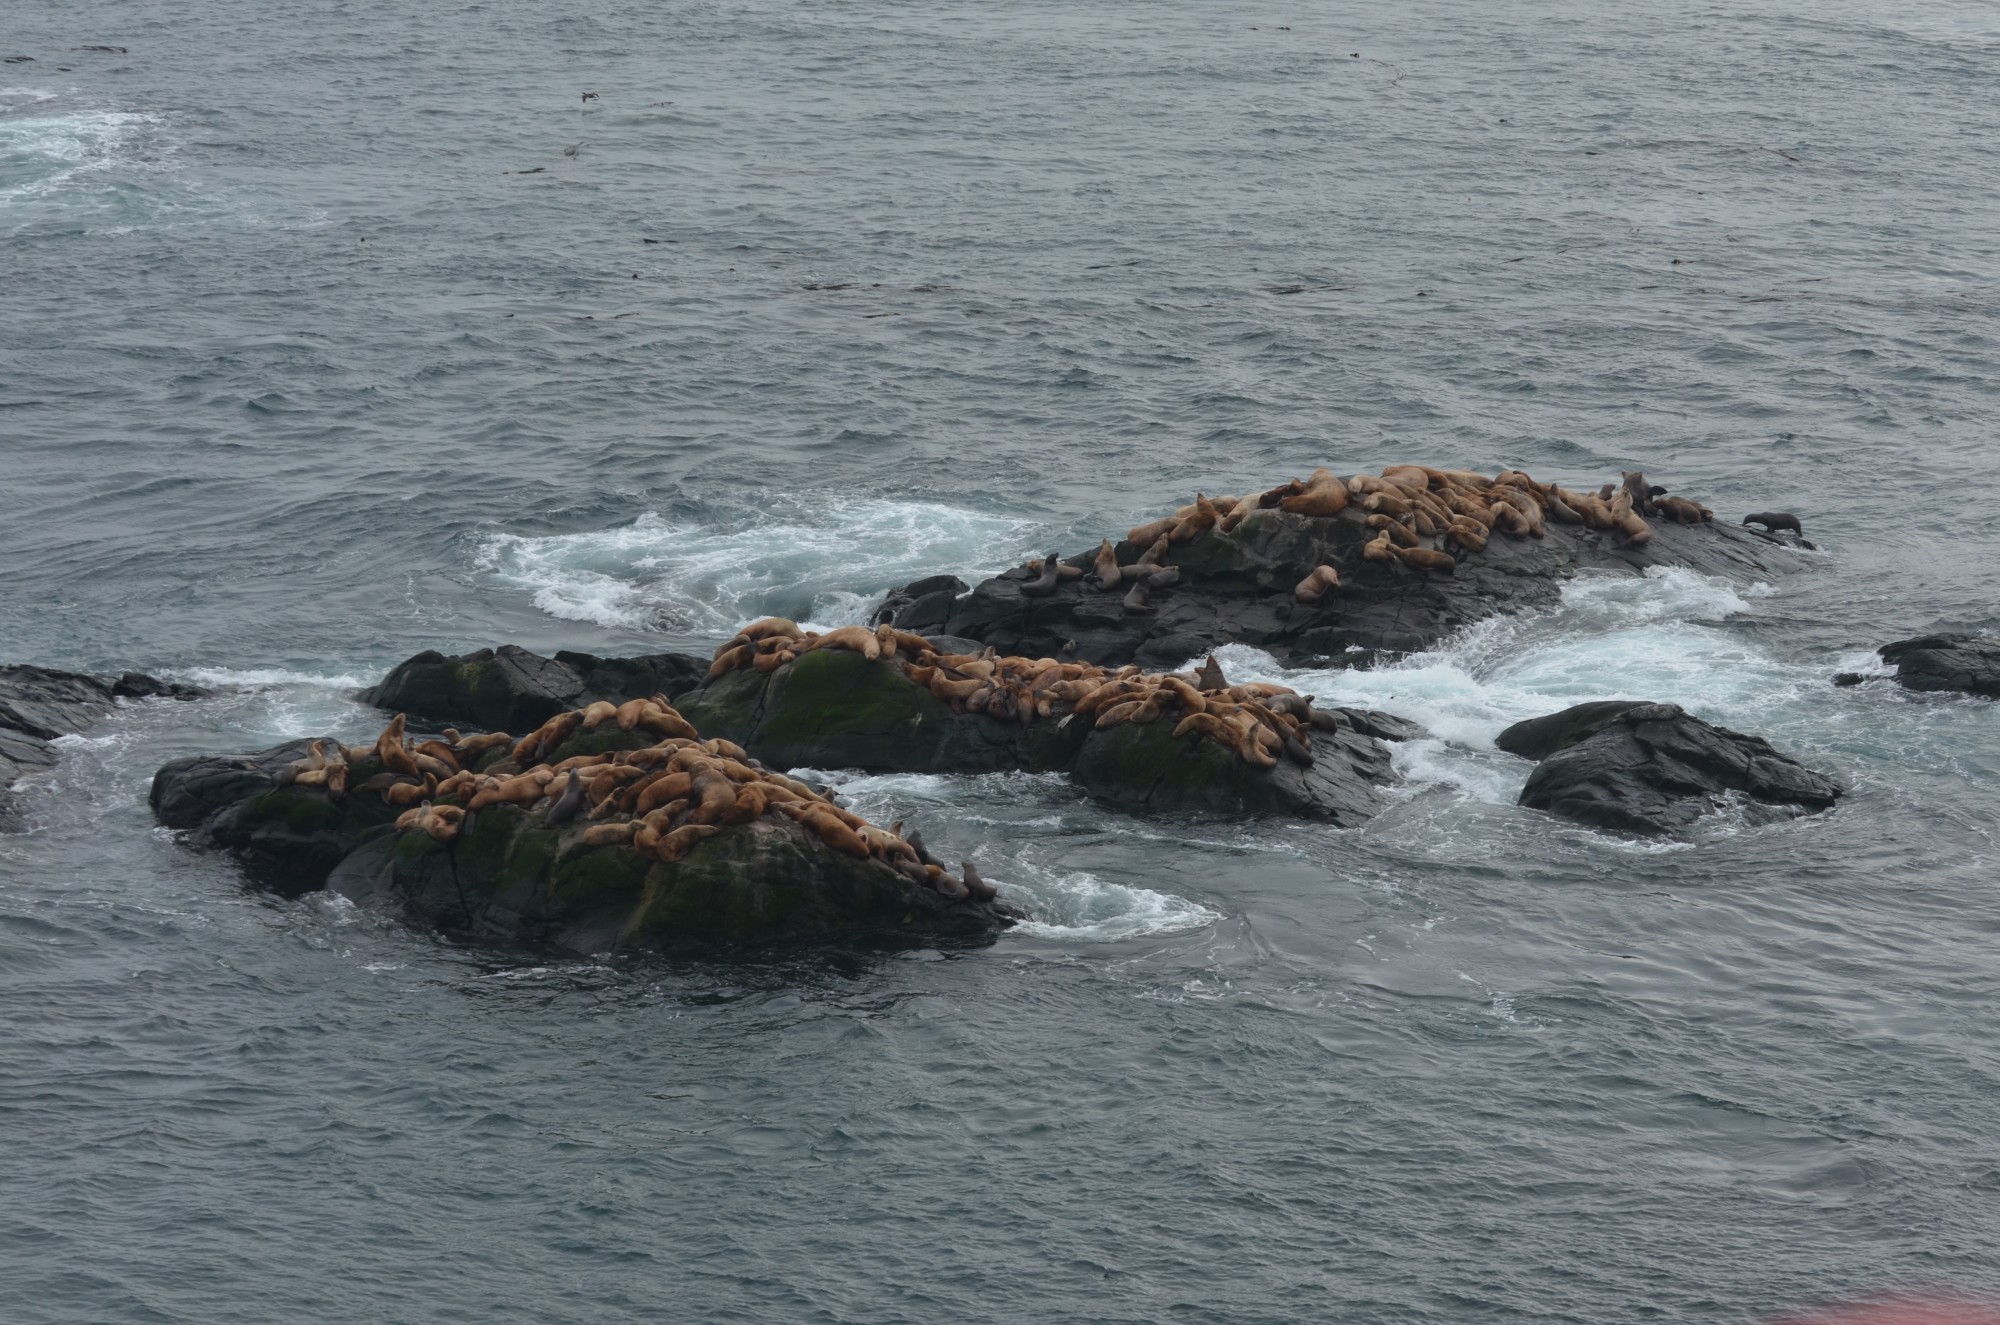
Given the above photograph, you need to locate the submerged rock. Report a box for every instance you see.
[1513,701,1842,836]
[1873,634,2000,700]
[358,643,705,730]
[151,704,1019,954]
[1,664,206,831]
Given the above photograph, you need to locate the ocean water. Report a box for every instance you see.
[5,1,2000,1321]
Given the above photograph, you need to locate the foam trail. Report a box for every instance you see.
[1191,567,1826,807]
[799,768,1220,941]
[476,497,1043,635]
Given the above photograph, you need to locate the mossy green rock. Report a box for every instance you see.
[676,648,1089,774]
[152,735,1018,951]
[359,644,704,732]
[1071,716,1392,825]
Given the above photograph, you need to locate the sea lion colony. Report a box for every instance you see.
[705,618,1334,771]
[270,703,997,904]
[1009,464,1718,615]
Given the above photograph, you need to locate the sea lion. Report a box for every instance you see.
[1091,538,1123,590]
[1391,545,1456,573]
[580,821,639,848]
[1135,534,1171,568]
[1620,471,1655,516]
[1293,564,1342,604]
[1543,489,1583,525]
[811,625,883,659]
[1654,495,1712,524]
[1446,516,1489,553]
[1195,655,1227,692]
[657,823,721,863]
[1362,491,1413,518]
[1170,493,1221,542]
[960,860,998,903]
[1362,528,1396,561]
[1020,552,1064,598]
[453,731,512,760]
[1127,516,1177,546]
[579,700,619,730]
[1145,566,1182,589]
[1122,581,1153,616]
[707,644,752,678]
[1365,513,1419,547]
[544,769,586,826]
[1277,469,1350,518]
[1742,511,1802,535]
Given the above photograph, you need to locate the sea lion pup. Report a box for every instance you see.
[1195,655,1227,692]
[1654,495,1712,524]
[1091,538,1124,590]
[1277,468,1350,518]
[1365,513,1419,547]
[1293,564,1343,604]
[1742,511,1802,535]
[543,769,586,826]
[1391,545,1456,573]
[1020,552,1064,598]
[1362,528,1396,561]
[1122,581,1154,616]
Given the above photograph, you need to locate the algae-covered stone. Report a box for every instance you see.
[360,644,704,730]
[1070,716,1391,825]
[677,648,1088,774]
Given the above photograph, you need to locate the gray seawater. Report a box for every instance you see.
[6,1,2000,1321]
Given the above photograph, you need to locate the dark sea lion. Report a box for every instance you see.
[1742,511,1802,535]
[960,860,998,903]
[1145,566,1182,589]
[1121,581,1154,616]
[1195,655,1228,692]
[544,769,585,826]
[1020,553,1064,598]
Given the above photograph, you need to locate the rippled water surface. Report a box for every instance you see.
[6,1,2000,1321]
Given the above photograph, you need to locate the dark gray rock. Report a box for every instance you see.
[676,650,1400,824]
[1875,634,2000,699]
[2,664,207,831]
[1495,700,1651,761]
[887,506,1807,668]
[1516,702,1842,836]
[358,644,705,730]
[149,738,1020,951]
[1325,707,1426,744]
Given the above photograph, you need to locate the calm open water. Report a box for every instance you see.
[6,1,2000,1321]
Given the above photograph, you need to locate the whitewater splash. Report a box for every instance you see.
[803,768,1221,942]
[475,497,1045,636]
[0,100,175,214]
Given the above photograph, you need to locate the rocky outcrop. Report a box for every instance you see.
[676,646,1408,826]
[1,665,207,830]
[1494,700,1652,761]
[1512,701,1842,836]
[1872,634,2000,699]
[887,506,1808,668]
[358,644,705,730]
[151,721,1020,953]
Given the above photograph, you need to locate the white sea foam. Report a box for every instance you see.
[175,666,371,690]
[1009,869,1222,942]
[474,498,1043,634]
[0,107,173,208]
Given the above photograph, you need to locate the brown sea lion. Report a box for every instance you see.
[960,860,998,903]
[1620,471,1655,516]
[1362,528,1396,561]
[1122,581,1153,616]
[1365,513,1419,547]
[1127,516,1177,546]
[1391,545,1456,573]
[1655,495,1712,524]
[1276,469,1350,518]
[1293,564,1343,604]
[1091,538,1123,590]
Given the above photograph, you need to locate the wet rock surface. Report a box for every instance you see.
[1874,634,2000,699]
[1513,701,1843,837]
[676,647,1410,825]
[151,728,1019,954]
[1,665,206,831]
[358,644,705,730]
[888,507,1808,668]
